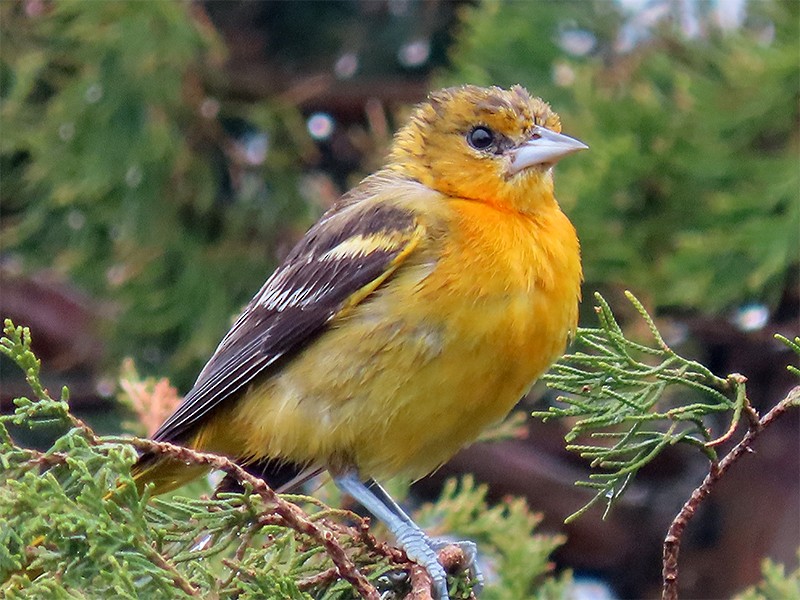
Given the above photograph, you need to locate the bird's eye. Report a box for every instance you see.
[467,126,495,151]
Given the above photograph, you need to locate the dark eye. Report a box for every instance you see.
[467,126,495,150]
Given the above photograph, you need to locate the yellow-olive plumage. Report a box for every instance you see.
[134,84,584,501]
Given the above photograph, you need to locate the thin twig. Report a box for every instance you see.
[662,385,800,600]
[217,522,259,590]
[296,566,340,591]
[146,544,202,597]
[704,374,748,447]
[113,437,381,600]
[67,410,100,445]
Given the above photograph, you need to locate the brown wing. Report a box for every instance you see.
[152,195,423,443]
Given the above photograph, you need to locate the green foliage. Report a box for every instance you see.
[445,0,799,313]
[735,554,800,600]
[776,334,800,380]
[0,2,310,386]
[1,319,566,599]
[535,292,744,522]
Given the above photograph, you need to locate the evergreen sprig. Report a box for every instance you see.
[775,334,800,380]
[535,292,746,523]
[735,553,800,600]
[1,319,567,599]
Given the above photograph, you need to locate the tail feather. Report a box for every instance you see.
[131,452,210,496]
[214,459,320,495]
[132,452,319,497]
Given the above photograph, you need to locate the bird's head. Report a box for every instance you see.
[389,84,587,212]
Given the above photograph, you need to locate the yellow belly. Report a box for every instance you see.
[198,198,581,480]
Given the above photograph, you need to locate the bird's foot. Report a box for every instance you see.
[331,473,480,598]
[394,531,487,599]
[430,538,484,596]
[397,528,450,599]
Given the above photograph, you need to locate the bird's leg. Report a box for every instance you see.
[333,471,450,600]
[364,479,484,595]
[364,479,417,527]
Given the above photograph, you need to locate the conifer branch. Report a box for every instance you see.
[661,334,800,599]
[536,292,747,522]
[146,545,202,597]
[110,436,382,600]
[537,304,800,600]
[5,318,555,599]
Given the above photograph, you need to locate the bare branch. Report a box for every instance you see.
[662,385,800,600]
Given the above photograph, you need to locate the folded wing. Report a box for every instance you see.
[152,195,424,444]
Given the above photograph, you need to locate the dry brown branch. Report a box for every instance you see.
[408,563,436,600]
[662,385,800,600]
[296,566,340,591]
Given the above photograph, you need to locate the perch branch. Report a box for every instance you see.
[113,437,381,600]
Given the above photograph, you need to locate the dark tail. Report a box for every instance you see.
[214,458,320,495]
[131,451,209,496]
[132,452,319,497]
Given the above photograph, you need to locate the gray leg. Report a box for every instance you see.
[366,478,484,595]
[334,472,450,600]
[365,479,417,526]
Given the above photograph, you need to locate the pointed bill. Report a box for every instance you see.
[509,126,588,174]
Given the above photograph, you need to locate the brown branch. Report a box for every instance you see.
[115,437,381,600]
[705,374,747,447]
[662,385,800,600]
[68,411,100,444]
[408,563,436,600]
[26,449,69,469]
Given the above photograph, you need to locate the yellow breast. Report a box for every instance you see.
[201,195,581,480]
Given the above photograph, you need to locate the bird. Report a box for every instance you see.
[132,84,586,599]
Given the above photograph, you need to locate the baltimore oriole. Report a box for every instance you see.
[133,84,586,599]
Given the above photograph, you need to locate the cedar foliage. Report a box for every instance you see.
[0,321,568,599]
[0,1,310,386]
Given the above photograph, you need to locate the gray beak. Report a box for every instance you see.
[508,126,588,174]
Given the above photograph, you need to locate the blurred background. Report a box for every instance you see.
[1,0,797,598]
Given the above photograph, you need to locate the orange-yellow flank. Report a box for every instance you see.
[134,84,585,496]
